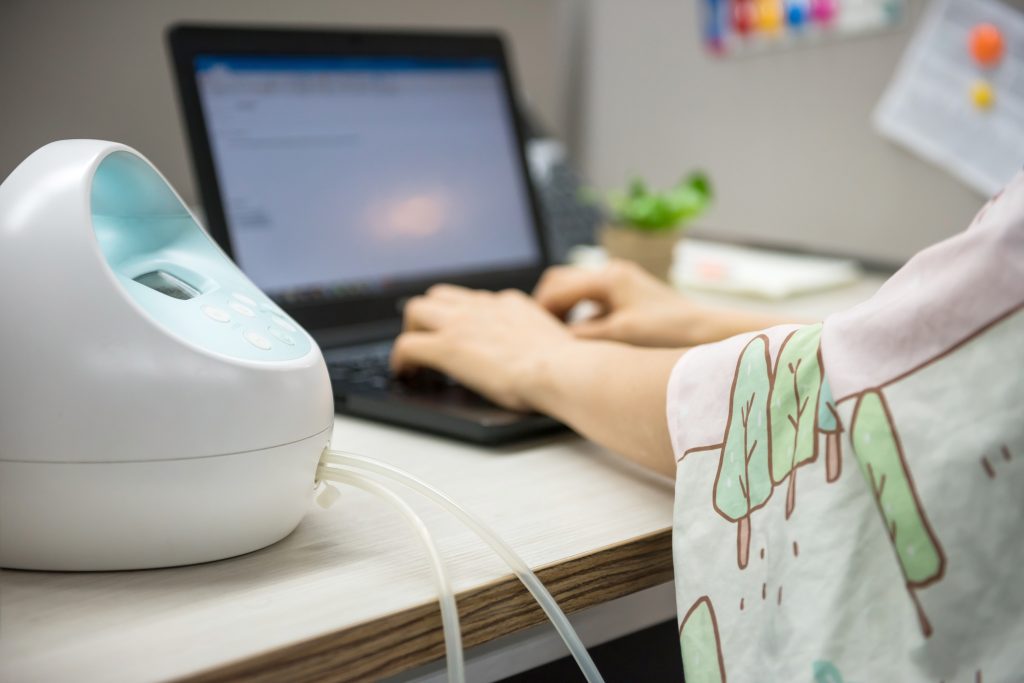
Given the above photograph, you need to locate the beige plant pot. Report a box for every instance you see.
[599,224,683,282]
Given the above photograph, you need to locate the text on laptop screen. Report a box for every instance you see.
[194,55,540,301]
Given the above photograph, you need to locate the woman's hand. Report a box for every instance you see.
[390,285,575,411]
[534,260,805,347]
[390,282,684,477]
[533,260,707,347]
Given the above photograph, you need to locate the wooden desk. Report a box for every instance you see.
[0,276,886,683]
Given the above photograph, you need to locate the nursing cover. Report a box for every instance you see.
[667,172,1024,682]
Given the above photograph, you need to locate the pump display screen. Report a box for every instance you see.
[134,270,201,300]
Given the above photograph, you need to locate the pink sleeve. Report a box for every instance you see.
[821,170,1024,400]
[666,325,803,464]
[666,169,1024,462]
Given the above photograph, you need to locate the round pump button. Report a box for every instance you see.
[270,315,296,332]
[268,326,295,346]
[230,301,256,317]
[202,305,231,323]
[243,330,272,351]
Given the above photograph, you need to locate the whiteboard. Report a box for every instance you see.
[875,0,1024,195]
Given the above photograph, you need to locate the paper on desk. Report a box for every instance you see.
[874,0,1024,196]
[671,239,862,300]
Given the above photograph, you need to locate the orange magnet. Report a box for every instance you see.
[969,23,1004,67]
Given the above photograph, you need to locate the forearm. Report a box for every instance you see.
[524,340,685,478]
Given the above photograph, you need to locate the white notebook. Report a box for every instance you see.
[671,238,862,300]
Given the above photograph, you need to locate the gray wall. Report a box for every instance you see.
[579,0,1010,262]
[0,0,576,206]
[3,0,1016,262]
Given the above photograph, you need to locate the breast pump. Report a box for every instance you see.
[0,141,604,683]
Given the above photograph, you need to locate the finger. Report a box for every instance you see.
[533,267,613,318]
[402,295,454,332]
[497,287,529,301]
[569,317,617,341]
[425,283,478,301]
[390,332,448,374]
[532,265,572,301]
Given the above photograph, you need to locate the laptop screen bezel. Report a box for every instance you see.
[167,24,550,335]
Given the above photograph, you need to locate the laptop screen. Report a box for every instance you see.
[193,55,541,303]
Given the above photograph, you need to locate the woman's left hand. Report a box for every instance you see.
[390,284,575,411]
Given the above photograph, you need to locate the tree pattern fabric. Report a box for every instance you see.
[714,335,773,569]
[767,324,824,519]
[667,171,1024,682]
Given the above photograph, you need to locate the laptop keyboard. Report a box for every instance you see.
[325,341,467,396]
[325,341,395,390]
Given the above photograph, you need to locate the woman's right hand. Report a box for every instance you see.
[534,259,804,348]
[533,260,707,347]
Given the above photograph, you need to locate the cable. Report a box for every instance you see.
[316,467,465,683]
[318,449,605,683]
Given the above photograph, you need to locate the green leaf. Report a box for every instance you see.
[603,171,713,230]
[628,177,647,199]
[686,171,713,201]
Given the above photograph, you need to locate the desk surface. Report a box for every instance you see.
[0,276,886,683]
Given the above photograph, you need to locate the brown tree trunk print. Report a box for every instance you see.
[907,587,933,638]
[736,515,751,569]
[817,372,843,484]
[825,429,842,483]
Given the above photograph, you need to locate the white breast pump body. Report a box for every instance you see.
[0,140,334,570]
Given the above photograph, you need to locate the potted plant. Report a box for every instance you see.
[596,172,713,281]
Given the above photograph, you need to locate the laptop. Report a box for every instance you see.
[168,25,564,443]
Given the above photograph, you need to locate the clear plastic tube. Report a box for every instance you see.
[318,449,605,683]
[316,467,465,683]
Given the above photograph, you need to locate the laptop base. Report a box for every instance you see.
[335,388,565,445]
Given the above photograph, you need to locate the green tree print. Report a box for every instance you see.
[812,660,845,683]
[769,324,824,518]
[680,596,725,683]
[817,377,843,483]
[851,390,945,636]
[714,335,772,569]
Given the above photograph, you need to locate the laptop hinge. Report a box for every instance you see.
[310,319,403,349]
